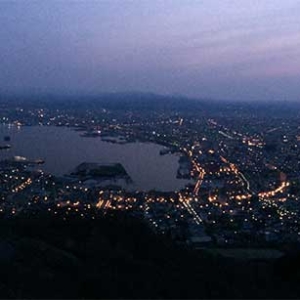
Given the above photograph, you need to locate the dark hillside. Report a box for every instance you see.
[0,212,298,298]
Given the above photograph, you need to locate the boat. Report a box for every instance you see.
[35,159,45,165]
[0,144,11,150]
[13,156,27,162]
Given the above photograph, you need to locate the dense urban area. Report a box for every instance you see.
[1,94,300,251]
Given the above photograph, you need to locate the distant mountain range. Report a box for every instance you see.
[1,91,299,116]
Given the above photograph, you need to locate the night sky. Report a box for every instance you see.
[1,0,300,101]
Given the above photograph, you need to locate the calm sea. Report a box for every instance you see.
[0,125,192,191]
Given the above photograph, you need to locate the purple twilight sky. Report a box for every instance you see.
[0,0,300,101]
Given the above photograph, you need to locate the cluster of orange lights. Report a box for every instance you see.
[259,181,290,198]
[11,178,32,193]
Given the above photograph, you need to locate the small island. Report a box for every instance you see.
[70,162,131,181]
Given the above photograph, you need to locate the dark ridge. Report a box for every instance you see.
[0,212,299,298]
[1,92,300,117]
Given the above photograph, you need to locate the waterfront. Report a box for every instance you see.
[0,125,191,191]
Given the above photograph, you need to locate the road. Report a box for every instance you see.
[220,155,254,195]
[178,193,203,225]
[193,160,206,195]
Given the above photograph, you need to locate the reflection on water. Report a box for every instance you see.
[0,125,192,191]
